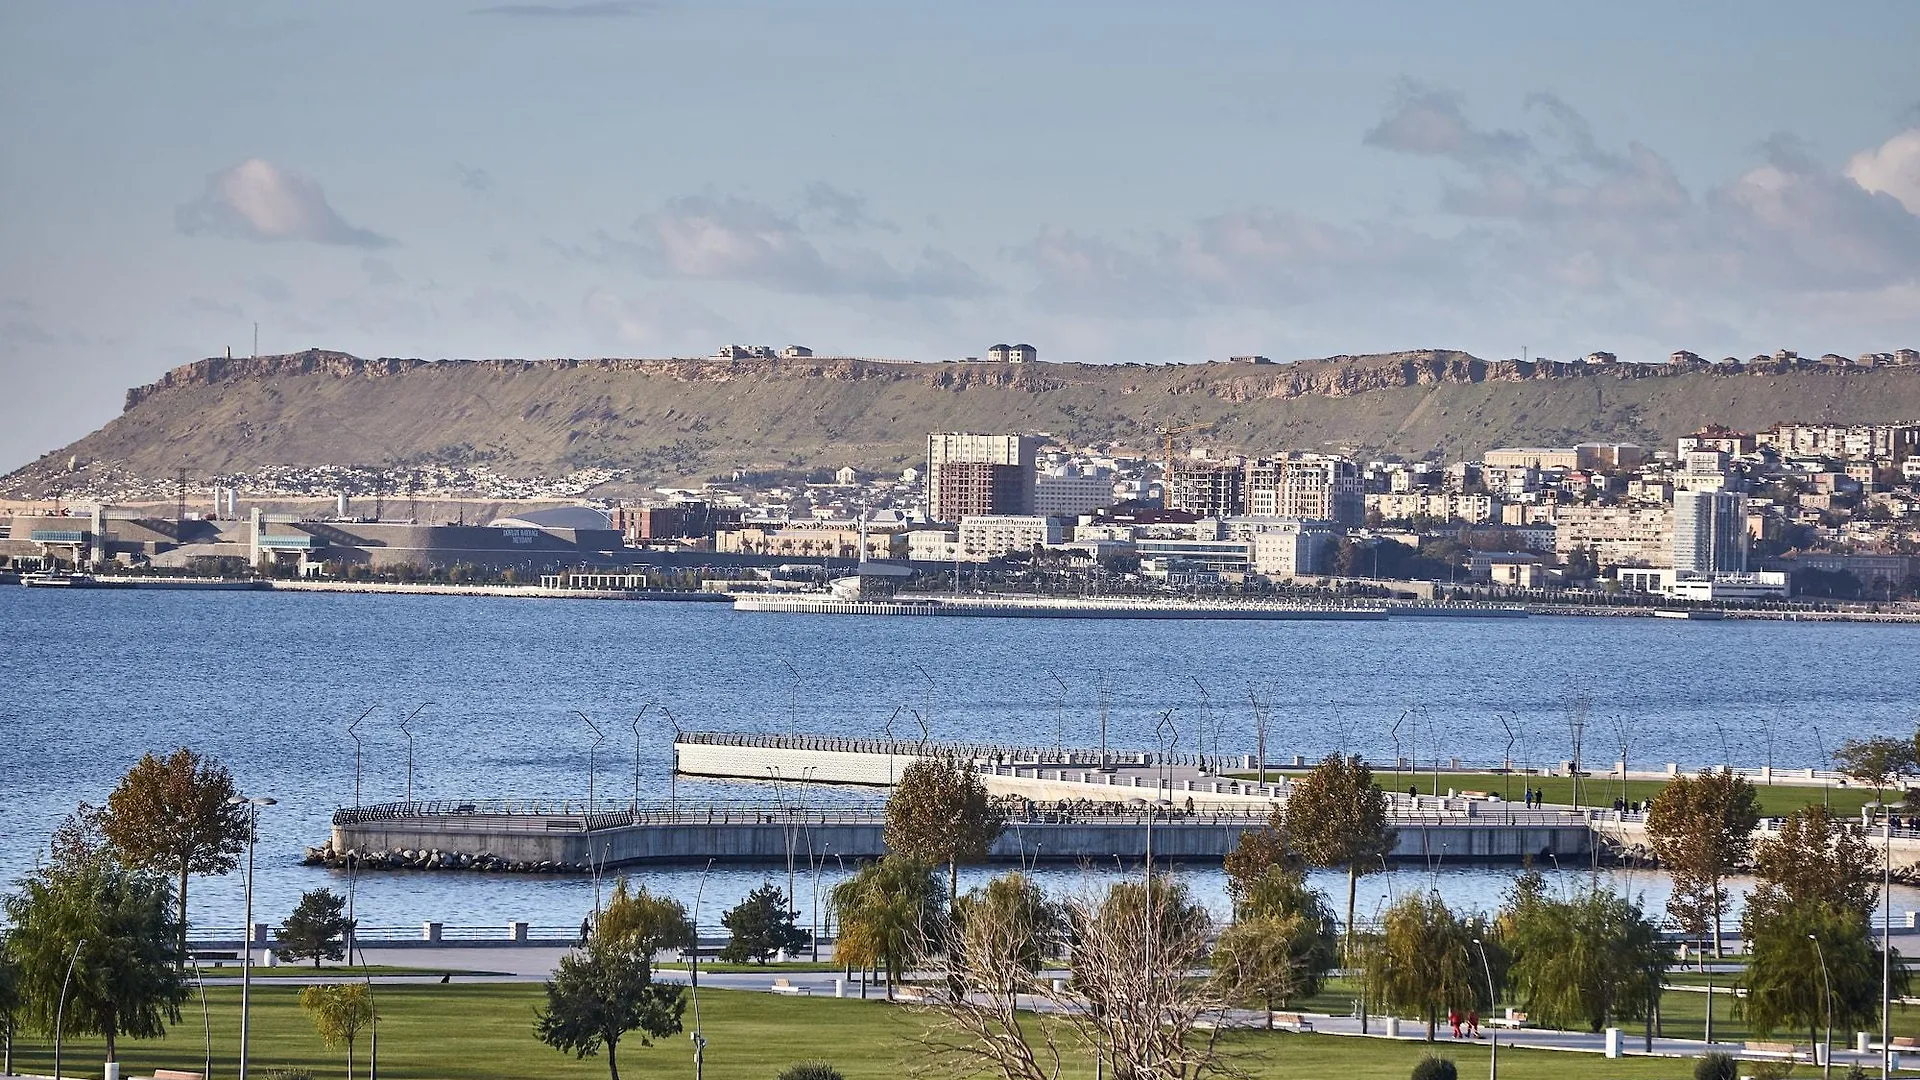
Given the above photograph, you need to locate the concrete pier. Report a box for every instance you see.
[327,803,1594,870]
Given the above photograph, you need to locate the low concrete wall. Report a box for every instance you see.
[332,816,1593,868]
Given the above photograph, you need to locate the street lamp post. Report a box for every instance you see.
[1473,938,1498,1080]
[346,705,376,808]
[1885,812,1894,1080]
[691,859,715,1080]
[631,702,656,812]
[399,702,434,804]
[1810,933,1833,1080]
[53,937,84,1080]
[230,794,277,1080]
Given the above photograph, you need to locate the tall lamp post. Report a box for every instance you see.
[53,937,84,1080]
[346,705,376,808]
[1472,938,1498,1080]
[1810,933,1833,1080]
[631,701,656,812]
[1884,812,1894,1080]
[399,702,434,804]
[230,794,277,1080]
[691,860,715,1080]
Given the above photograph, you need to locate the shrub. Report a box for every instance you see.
[1693,1051,1738,1080]
[777,1064,845,1080]
[1409,1056,1457,1080]
[264,1070,316,1080]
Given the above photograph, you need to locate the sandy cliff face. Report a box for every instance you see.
[4,346,1910,498]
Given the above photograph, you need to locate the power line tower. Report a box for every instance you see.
[176,466,188,528]
[406,471,420,523]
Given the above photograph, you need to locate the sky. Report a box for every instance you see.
[3,1,1920,472]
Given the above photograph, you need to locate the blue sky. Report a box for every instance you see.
[3,1,1919,471]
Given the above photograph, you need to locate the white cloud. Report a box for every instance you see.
[606,192,988,301]
[176,159,394,248]
[1014,91,1920,358]
[1846,127,1920,215]
[1364,84,1530,163]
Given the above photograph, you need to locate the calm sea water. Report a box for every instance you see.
[3,589,1916,933]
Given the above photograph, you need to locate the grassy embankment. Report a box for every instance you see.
[6,983,1894,1079]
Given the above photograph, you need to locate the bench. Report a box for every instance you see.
[1270,1012,1313,1032]
[150,1071,206,1080]
[770,977,811,996]
[1894,1036,1917,1049]
[1743,1041,1798,1057]
[1487,1011,1528,1029]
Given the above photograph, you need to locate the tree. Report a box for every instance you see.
[1742,900,1896,1049]
[830,857,940,998]
[1747,806,1877,925]
[1502,883,1666,1032]
[1285,754,1394,963]
[1362,892,1477,1041]
[2,820,187,1063]
[1063,876,1228,1080]
[1834,736,1915,803]
[1645,768,1759,957]
[1213,863,1338,1020]
[535,936,686,1080]
[597,878,695,955]
[1221,808,1302,910]
[276,889,354,968]
[719,883,811,964]
[0,947,20,1077]
[912,872,1070,1080]
[99,748,248,962]
[299,983,373,1080]
[883,758,1007,904]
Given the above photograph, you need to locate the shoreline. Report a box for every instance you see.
[11,575,1920,623]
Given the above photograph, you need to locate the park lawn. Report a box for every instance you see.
[1234,772,1881,816]
[3,983,1874,1080]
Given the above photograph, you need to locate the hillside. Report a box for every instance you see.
[7,348,1920,498]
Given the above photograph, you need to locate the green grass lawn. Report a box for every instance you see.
[1235,772,1882,817]
[2,983,1883,1080]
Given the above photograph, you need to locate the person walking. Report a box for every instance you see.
[1467,1008,1480,1039]
[1449,1009,1462,1039]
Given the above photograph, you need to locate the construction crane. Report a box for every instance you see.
[1153,421,1212,478]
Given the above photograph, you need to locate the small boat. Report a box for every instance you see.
[23,571,102,588]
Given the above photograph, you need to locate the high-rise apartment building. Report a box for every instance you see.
[1245,455,1364,524]
[1673,489,1748,575]
[926,433,1040,522]
[1165,462,1245,518]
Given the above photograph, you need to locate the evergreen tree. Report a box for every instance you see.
[719,883,811,964]
[276,889,354,968]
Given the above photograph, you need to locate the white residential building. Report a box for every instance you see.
[1673,489,1748,575]
[956,515,1062,561]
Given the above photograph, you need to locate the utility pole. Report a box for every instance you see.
[230,795,277,1080]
